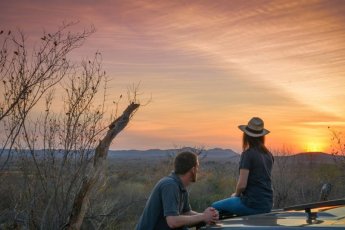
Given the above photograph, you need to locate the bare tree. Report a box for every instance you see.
[329,127,345,195]
[0,22,95,170]
[0,24,141,230]
[329,128,345,170]
[65,102,139,230]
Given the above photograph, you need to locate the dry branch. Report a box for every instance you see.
[65,102,139,230]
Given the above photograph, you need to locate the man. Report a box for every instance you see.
[136,151,219,230]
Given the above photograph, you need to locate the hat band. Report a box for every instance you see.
[245,126,263,134]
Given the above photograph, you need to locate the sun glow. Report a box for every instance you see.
[304,142,327,153]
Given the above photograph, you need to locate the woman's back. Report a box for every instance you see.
[239,148,273,212]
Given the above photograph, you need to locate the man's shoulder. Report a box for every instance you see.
[157,175,179,187]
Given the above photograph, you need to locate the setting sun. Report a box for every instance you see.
[305,143,325,152]
[301,140,329,153]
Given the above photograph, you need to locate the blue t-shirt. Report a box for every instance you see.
[239,148,274,212]
[136,172,191,230]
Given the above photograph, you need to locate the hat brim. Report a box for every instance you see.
[238,125,270,137]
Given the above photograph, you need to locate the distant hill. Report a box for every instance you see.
[108,149,341,165]
[108,148,240,162]
[287,152,336,164]
[3,149,339,165]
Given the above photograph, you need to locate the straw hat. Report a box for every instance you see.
[238,117,270,137]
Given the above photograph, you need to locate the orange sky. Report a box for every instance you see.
[1,0,345,153]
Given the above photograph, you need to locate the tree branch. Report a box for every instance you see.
[64,102,139,230]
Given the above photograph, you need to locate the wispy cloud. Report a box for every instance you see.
[1,0,345,152]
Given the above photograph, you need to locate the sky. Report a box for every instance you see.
[1,0,345,153]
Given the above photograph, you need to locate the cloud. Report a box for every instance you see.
[1,0,345,152]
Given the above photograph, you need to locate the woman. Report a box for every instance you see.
[212,117,274,216]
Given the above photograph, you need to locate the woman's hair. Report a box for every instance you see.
[174,151,198,175]
[242,133,270,154]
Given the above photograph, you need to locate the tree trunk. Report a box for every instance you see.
[65,102,140,230]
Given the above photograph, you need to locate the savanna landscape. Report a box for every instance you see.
[1,148,345,229]
[1,1,345,229]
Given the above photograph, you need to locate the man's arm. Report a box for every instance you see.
[233,169,249,196]
[183,210,199,215]
[166,207,218,229]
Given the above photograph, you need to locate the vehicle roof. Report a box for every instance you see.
[202,200,345,229]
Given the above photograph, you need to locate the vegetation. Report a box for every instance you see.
[330,128,345,173]
[4,151,342,229]
[0,23,344,230]
[0,23,140,229]
[75,153,345,229]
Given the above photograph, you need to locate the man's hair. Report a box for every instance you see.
[174,151,198,175]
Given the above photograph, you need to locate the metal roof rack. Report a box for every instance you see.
[283,198,345,211]
[283,198,345,224]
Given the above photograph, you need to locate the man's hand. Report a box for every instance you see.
[203,207,219,224]
[231,192,238,197]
